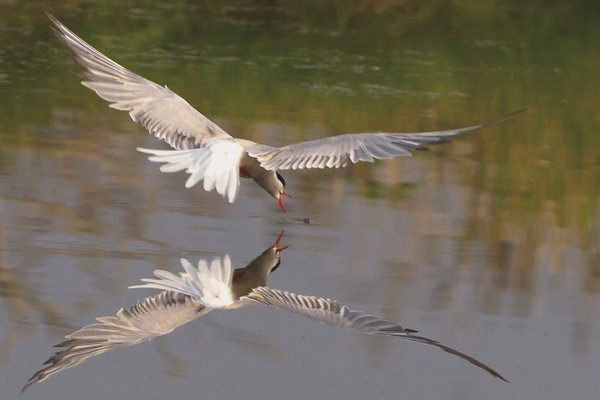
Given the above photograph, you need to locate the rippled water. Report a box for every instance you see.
[1,2,599,400]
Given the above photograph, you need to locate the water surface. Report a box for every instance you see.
[1,2,599,400]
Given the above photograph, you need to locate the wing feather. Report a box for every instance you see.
[23,292,205,392]
[250,110,524,171]
[47,12,231,150]
[243,287,508,382]
[130,256,236,309]
[136,139,244,203]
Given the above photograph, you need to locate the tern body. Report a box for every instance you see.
[47,13,523,211]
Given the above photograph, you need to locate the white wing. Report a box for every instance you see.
[47,12,231,150]
[130,256,236,308]
[249,110,524,171]
[23,291,207,392]
[137,139,244,203]
[244,287,507,382]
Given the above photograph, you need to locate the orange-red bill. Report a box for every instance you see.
[278,196,285,212]
[276,245,289,253]
[274,230,285,249]
[278,191,290,212]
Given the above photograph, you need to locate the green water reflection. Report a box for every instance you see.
[4,3,598,261]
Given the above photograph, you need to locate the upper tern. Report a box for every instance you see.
[47,13,523,211]
[23,232,507,391]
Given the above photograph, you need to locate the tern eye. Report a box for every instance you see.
[276,172,286,187]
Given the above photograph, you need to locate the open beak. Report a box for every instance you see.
[278,191,291,212]
[274,230,288,252]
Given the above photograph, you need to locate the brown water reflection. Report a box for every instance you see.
[1,2,599,400]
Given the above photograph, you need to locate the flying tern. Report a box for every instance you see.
[47,13,523,211]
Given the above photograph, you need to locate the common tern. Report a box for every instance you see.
[47,13,523,212]
[23,232,506,391]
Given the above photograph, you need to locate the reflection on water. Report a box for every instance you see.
[23,232,506,391]
[1,2,600,400]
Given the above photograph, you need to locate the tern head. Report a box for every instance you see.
[236,231,288,286]
[228,231,287,300]
[252,170,290,212]
[275,172,291,212]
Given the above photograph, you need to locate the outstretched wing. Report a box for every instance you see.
[23,291,207,392]
[137,138,244,203]
[249,110,524,171]
[244,287,508,382]
[47,12,231,150]
[130,256,236,308]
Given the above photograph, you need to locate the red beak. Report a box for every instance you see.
[274,230,287,252]
[278,191,291,212]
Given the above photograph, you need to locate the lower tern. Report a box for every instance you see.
[47,13,523,211]
[23,232,506,391]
